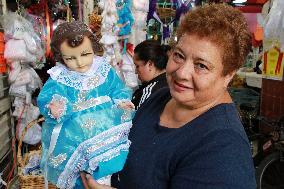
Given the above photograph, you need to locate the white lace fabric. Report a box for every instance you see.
[47,56,111,90]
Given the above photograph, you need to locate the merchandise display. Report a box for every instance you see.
[1,12,43,145]
[1,0,283,188]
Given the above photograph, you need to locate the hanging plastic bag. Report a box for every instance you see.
[0,12,45,65]
[9,84,27,98]
[121,53,138,88]
[8,61,22,83]
[4,39,37,62]
[263,0,284,51]
[13,97,26,118]
[17,104,41,145]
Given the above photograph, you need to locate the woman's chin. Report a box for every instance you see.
[170,88,194,102]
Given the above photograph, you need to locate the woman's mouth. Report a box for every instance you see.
[173,81,191,92]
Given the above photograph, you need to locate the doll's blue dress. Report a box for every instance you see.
[37,56,134,189]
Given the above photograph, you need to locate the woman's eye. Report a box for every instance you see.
[195,63,208,70]
[172,52,184,63]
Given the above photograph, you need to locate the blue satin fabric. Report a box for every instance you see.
[117,4,134,36]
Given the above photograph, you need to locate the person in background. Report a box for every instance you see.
[132,40,169,109]
[161,44,172,57]
[81,4,256,189]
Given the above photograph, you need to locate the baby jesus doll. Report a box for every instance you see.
[37,21,134,189]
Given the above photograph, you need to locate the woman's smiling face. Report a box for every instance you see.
[166,34,233,108]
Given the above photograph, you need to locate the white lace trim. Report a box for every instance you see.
[47,57,112,90]
[73,96,111,112]
[49,153,67,168]
[89,142,130,170]
[56,121,132,189]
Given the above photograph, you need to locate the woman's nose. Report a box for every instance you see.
[175,61,194,80]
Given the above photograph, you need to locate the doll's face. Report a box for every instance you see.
[60,36,94,73]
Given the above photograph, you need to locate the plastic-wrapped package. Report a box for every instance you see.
[263,0,284,51]
[12,97,26,118]
[26,67,42,92]
[4,39,36,62]
[1,12,43,146]
[280,13,284,51]
[8,61,22,83]
[22,153,41,175]
[24,12,46,50]
[17,119,40,145]
[9,84,27,98]
[130,0,149,46]
[121,53,138,88]
[116,0,134,37]
[10,69,32,87]
[17,104,41,145]
[0,12,45,65]
[9,67,42,97]
[99,0,122,65]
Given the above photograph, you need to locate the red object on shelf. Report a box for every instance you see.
[236,5,262,13]
[0,54,7,73]
[0,32,4,54]
[0,32,6,73]
[0,32,4,41]
[235,0,268,13]
[254,24,264,41]
[247,0,268,4]
[0,43,4,53]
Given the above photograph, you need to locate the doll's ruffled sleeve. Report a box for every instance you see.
[37,78,73,124]
[107,67,132,105]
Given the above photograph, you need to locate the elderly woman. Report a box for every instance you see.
[81,4,256,189]
[132,40,169,109]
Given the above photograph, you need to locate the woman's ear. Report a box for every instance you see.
[224,71,236,88]
[147,60,154,71]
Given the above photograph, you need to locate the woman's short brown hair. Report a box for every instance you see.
[51,21,103,62]
[177,4,251,75]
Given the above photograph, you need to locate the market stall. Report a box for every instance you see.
[0,0,283,188]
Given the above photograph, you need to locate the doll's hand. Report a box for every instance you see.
[48,100,65,119]
[118,101,135,110]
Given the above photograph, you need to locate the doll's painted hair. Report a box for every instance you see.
[51,21,103,62]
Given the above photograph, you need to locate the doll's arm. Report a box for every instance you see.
[107,67,133,106]
[37,78,73,124]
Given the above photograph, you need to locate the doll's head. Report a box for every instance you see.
[51,21,102,68]
[59,35,96,73]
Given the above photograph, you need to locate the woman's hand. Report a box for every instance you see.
[80,172,116,189]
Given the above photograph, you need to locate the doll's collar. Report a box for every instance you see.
[47,56,111,90]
